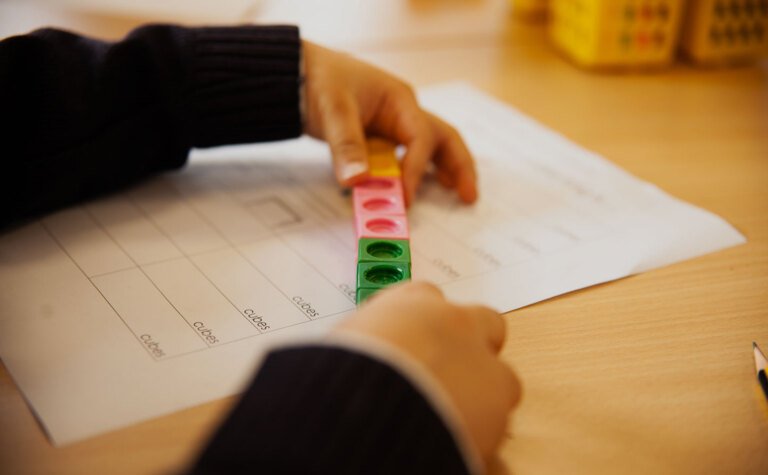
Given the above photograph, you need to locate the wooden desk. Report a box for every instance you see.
[1,1,767,473]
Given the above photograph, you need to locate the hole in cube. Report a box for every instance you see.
[366,218,400,234]
[363,197,397,212]
[365,265,404,285]
[358,178,393,190]
[366,241,403,259]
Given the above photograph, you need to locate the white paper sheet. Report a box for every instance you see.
[0,83,745,445]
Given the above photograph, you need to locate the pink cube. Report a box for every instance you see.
[353,177,403,195]
[354,212,410,240]
[353,191,406,216]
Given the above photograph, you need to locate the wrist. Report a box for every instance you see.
[323,330,485,475]
[182,25,303,147]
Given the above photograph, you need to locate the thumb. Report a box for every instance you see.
[467,305,506,353]
[319,92,369,186]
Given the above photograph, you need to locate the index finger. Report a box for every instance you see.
[368,85,436,205]
[430,114,478,204]
[395,112,435,206]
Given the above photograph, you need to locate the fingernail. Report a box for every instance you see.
[339,161,368,182]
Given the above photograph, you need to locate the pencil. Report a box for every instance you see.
[754,342,768,401]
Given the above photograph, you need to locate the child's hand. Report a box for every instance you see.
[333,281,521,466]
[302,41,477,205]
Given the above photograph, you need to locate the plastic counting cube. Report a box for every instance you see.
[356,287,379,305]
[366,137,401,177]
[356,262,411,291]
[549,0,685,68]
[355,213,410,240]
[680,0,768,64]
[354,177,403,195]
[358,238,412,265]
[352,177,409,240]
[353,193,406,216]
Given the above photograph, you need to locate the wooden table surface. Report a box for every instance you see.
[1,1,767,474]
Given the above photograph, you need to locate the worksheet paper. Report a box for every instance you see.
[0,83,745,445]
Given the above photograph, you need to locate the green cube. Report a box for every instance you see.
[356,261,411,291]
[356,287,380,305]
[357,238,411,265]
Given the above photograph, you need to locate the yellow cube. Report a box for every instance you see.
[549,0,685,68]
[680,0,768,64]
[366,138,400,177]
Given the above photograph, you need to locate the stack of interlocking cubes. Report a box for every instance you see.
[353,139,411,305]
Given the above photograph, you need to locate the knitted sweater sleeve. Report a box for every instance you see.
[0,25,302,225]
[188,346,472,475]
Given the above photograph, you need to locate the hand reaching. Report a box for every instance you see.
[302,41,478,205]
[333,281,521,466]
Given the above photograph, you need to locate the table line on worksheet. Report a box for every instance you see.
[41,196,356,360]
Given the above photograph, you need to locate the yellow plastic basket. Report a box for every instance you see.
[680,0,768,64]
[549,0,685,68]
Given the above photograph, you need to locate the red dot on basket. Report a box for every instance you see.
[636,32,650,47]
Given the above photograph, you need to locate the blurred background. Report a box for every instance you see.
[2,0,765,66]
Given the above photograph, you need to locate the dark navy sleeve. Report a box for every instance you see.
[188,346,471,475]
[0,25,302,225]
